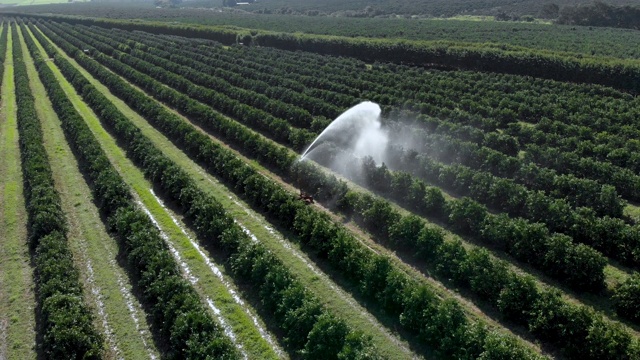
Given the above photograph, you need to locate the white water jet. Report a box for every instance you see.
[300,101,388,164]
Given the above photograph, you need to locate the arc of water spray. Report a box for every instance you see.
[299,101,386,163]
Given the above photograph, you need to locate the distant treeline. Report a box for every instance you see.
[557,1,640,30]
[12,13,640,95]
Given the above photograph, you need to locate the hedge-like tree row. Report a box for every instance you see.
[64,22,630,220]
[394,130,640,267]
[387,148,640,268]
[76,25,318,131]
[155,35,640,179]
[249,30,640,93]
[96,32,638,267]
[24,21,387,359]
[19,21,240,360]
[142,29,640,169]
[131,47,315,130]
[96,24,640,193]
[80,24,635,222]
[525,144,640,203]
[108,29,343,123]
[56,11,640,320]
[34,20,552,359]
[75,25,518,159]
[38,20,640,358]
[382,123,640,264]
[45,21,315,151]
[384,114,624,216]
[327,148,608,292]
[507,119,640,175]
[10,22,103,359]
[23,13,640,127]
[47,20,610,286]
[613,273,640,324]
[143,29,640,139]
[56,22,640,274]
[0,22,7,90]
[82,26,508,155]
[70,24,318,151]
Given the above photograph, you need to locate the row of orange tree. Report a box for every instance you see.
[39,19,640,358]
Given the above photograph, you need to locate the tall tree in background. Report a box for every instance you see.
[558,1,640,30]
[540,3,560,19]
[155,0,181,8]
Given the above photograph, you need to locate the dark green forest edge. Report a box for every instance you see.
[4,11,640,96]
[16,0,640,29]
[234,0,640,31]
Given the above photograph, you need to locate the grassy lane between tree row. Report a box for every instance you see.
[23,23,284,360]
[16,25,158,360]
[26,23,419,360]
[0,25,36,360]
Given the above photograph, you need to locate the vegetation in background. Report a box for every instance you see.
[558,1,640,30]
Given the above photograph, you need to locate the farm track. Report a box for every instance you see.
[0,26,36,360]
[23,24,285,360]
[33,22,560,358]
[59,21,638,332]
[17,26,158,360]
[30,24,420,360]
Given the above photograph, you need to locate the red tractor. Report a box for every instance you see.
[299,191,314,205]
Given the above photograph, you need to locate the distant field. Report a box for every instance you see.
[0,0,80,7]
[238,0,639,17]
[9,2,640,59]
[182,0,639,17]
